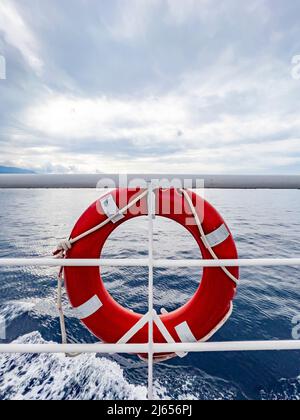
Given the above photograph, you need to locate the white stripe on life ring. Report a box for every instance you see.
[73,295,103,320]
[175,321,197,343]
[204,224,230,248]
[100,194,124,224]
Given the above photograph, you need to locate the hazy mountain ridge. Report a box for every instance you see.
[0,166,35,174]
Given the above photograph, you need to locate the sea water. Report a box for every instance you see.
[0,189,299,400]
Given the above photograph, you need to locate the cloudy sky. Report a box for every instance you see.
[0,0,300,174]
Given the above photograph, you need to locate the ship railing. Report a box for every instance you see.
[0,174,300,400]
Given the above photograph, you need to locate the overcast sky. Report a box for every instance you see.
[0,0,300,174]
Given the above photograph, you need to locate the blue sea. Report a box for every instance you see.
[0,189,300,400]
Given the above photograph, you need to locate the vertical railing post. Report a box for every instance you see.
[147,181,155,400]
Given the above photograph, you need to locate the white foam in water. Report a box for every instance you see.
[27,295,76,318]
[0,301,243,400]
[0,295,77,325]
[0,332,148,400]
[0,331,243,400]
[0,301,36,324]
[260,377,300,401]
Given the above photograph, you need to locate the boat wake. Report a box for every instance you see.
[1,300,299,400]
[0,331,148,400]
[0,331,243,400]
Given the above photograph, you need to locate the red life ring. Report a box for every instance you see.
[64,188,239,362]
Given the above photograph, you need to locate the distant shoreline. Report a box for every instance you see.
[0,166,35,174]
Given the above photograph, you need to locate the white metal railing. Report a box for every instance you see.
[0,174,300,189]
[1,258,300,268]
[1,175,300,400]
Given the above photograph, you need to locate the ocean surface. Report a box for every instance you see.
[0,189,300,400]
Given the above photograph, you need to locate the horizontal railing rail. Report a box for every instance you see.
[1,341,300,355]
[0,174,300,189]
[1,258,300,268]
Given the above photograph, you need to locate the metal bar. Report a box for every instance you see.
[153,310,187,358]
[157,341,300,353]
[0,341,300,354]
[154,258,300,268]
[0,174,300,189]
[117,312,151,345]
[1,258,300,268]
[0,258,150,267]
[0,343,150,354]
[147,182,155,400]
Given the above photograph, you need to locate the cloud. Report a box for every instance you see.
[23,92,187,140]
[103,0,161,40]
[0,0,43,74]
[0,0,300,174]
[165,0,218,25]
